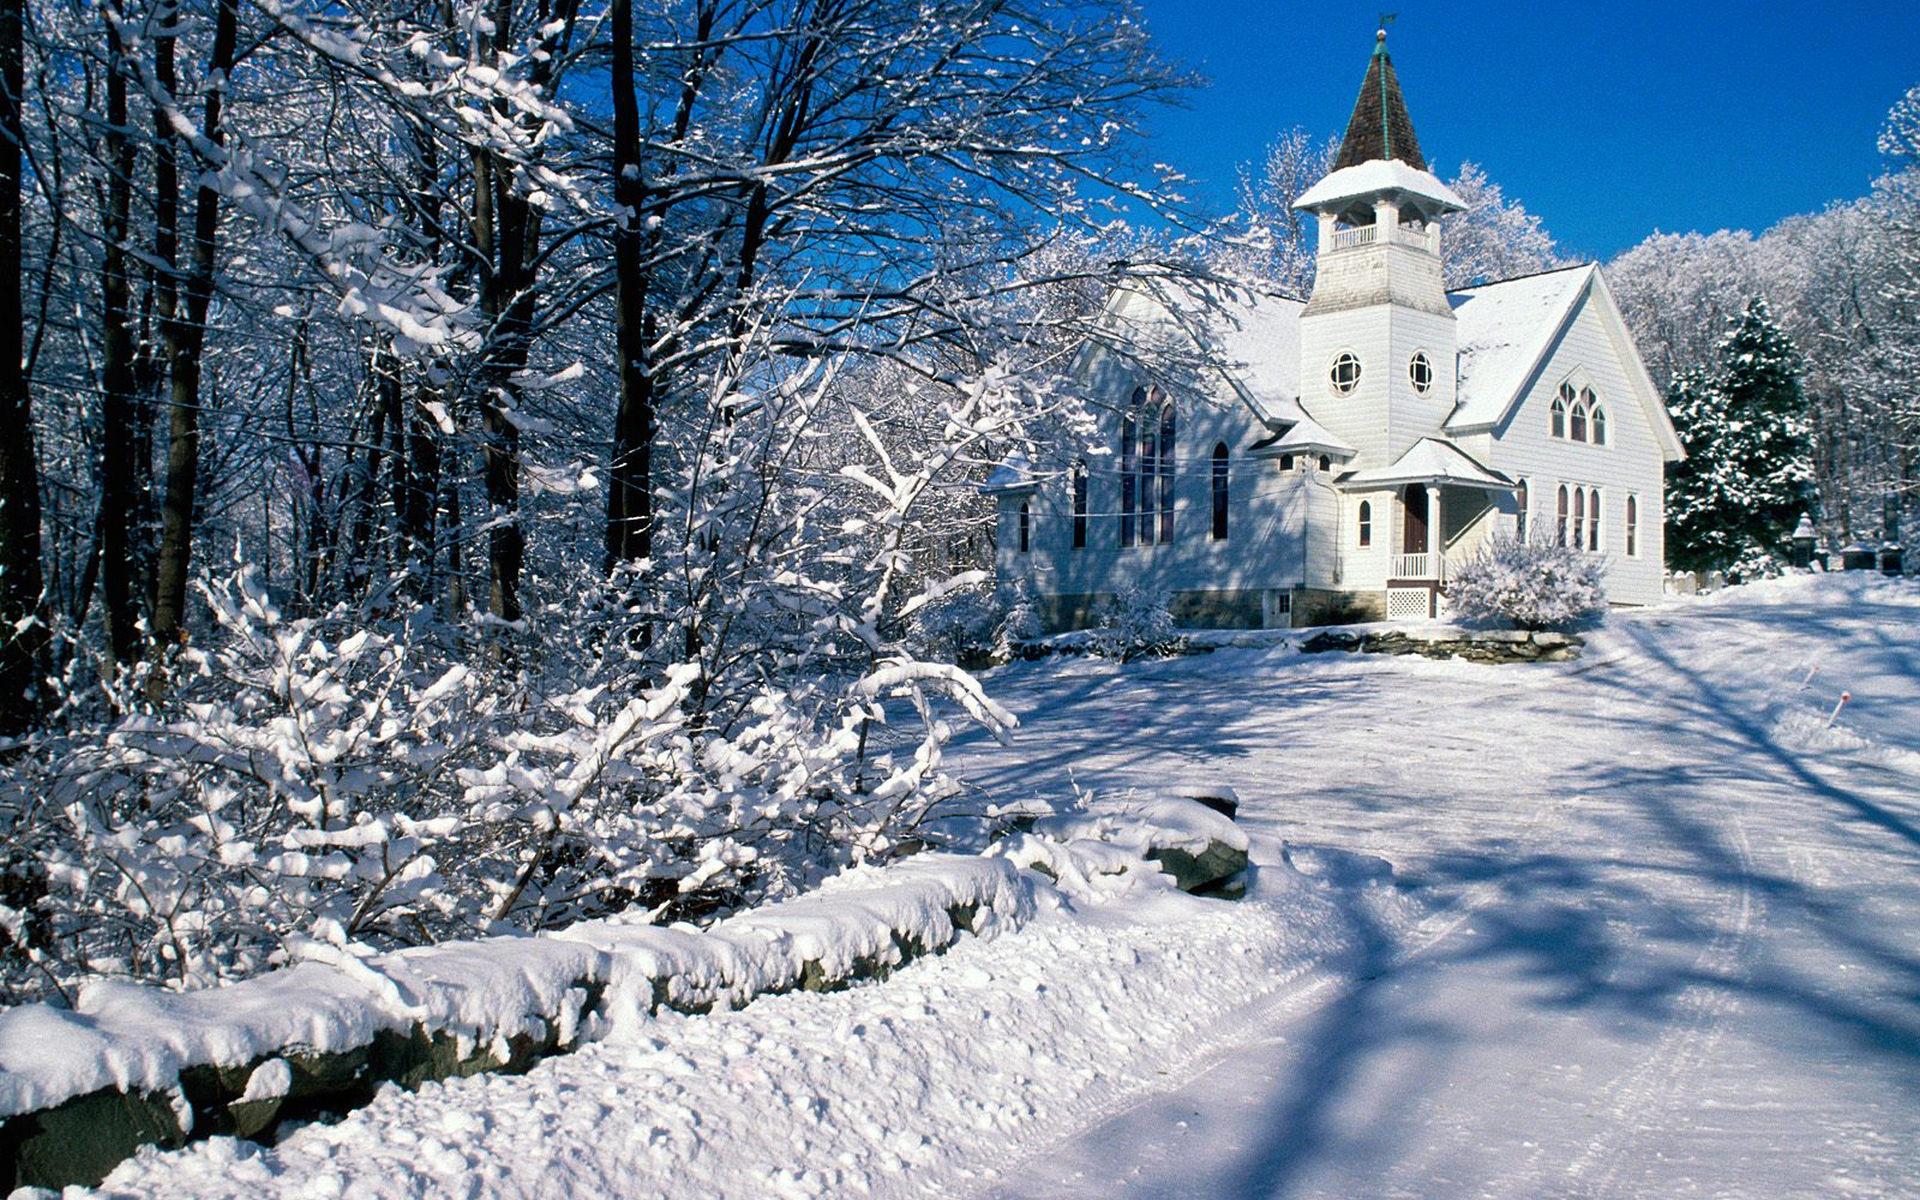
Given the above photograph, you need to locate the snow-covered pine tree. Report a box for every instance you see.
[1665,299,1818,577]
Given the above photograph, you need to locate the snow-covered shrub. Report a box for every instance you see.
[907,580,1001,664]
[0,557,1015,1004]
[1446,535,1607,630]
[1091,584,1181,660]
[4,567,483,993]
[994,578,1044,660]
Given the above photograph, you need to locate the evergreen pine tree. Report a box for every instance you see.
[1665,299,1818,577]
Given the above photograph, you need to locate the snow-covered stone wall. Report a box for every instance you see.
[0,801,1249,1191]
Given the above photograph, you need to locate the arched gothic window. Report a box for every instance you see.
[1587,487,1602,551]
[1626,494,1639,557]
[1358,500,1373,548]
[1552,385,1570,438]
[1591,403,1608,446]
[1119,392,1140,546]
[1556,484,1570,545]
[1515,479,1529,542]
[1157,398,1177,543]
[1570,399,1589,442]
[1018,500,1031,554]
[1118,387,1174,546]
[1071,462,1088,549]
[1317,454,1332,472]
[1210,443,1229,541]
[1572,487,1586,548]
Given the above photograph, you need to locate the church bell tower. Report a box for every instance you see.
[1293,30,1465,468]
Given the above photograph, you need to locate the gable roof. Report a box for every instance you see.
[1445,263,1685,460]
[1447,264,1594,433]
[1334,32,1425,171]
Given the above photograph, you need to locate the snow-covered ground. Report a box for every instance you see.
[78,574,1920,1199]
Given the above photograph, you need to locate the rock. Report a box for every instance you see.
[1299,630,1363,654]
[1029,795,1250,897]
[3,1086,186,1191]
[1145,842,1250,894]
[1300,626,1582,664]
[1167,783,1239,820]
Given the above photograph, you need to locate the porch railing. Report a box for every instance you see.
[1392,552,1447,580]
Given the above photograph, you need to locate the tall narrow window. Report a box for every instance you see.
[1158,397,1177,543]
[1591,404,1608,446]
[1556,484,1569,545]
[1358,500,1373,547]
[1626,494,1639,557]
[1515,479,1529,541]
[1210,443,1229,541]
[1119,392,1139,547]
[1551,386,1569,438]
[1137,398,1157,546]
[1018,501,1031,554]
[1071,463,1088,549]
[1572,487,1586,549]
[1570,400,1589,443]
[1587,487,1602,551]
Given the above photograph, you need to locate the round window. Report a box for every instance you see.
[1329,352,1362,396]
[1409,351,1433,395]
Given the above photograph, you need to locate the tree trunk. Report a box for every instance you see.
[98,14,143,669]
[150,0,237,650]
[604,0,653,573]
[0,0,45,734]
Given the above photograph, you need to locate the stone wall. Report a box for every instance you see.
[1167,589,1265,630]
[1290,587,1386,627]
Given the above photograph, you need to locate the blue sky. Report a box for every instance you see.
[1132,1,1920,260]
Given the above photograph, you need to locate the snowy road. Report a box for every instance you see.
[951,577,1920,1199]
[84,576,1920,1199]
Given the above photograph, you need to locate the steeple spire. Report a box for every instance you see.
[1333,29,1426,172]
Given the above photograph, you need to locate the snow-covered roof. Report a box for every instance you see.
[1339,438,1514,490]
[1444,265,1683,460]
[1105,275,1306,426]
[980,450,1035,494]
[1250,414,1354,457]
[1446,265,1594,433]
[1293,160,1464,215]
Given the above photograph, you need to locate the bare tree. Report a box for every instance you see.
[0,0,43,734]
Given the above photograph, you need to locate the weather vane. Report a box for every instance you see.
[1378,12,1398,32]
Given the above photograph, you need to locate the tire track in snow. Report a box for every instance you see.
[1529,810,1761,1199]
[955,792,1576,1200]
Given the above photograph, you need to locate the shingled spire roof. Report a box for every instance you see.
[1332,30,1426,172]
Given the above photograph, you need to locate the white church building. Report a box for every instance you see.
[989,31,1683,629]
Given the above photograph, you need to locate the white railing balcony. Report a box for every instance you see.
[1327,222,1439,255]
[1329,224,1379,250]
[1392,552,1447,580]
[1405,223,1441,254]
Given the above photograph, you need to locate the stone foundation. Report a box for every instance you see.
[1290,588,1386,627]
[1167,588,1265,630]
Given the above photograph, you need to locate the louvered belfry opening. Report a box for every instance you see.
[1332,32,1427,171]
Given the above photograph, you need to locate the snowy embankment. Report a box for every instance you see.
[84,843,1391,1200]
[2,797,1261,1193]
[25,796,1396,1200]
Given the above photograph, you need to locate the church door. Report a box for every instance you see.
[1402,484,1428,554]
